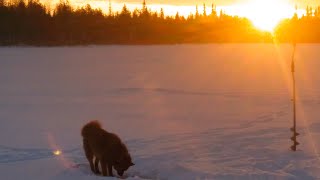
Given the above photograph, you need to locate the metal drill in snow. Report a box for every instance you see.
[290,43,299,151]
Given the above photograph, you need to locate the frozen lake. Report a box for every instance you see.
[1,44,320,179]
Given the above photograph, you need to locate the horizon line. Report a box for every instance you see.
[40,1,308,18]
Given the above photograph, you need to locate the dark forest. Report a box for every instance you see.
[0,0,320,45]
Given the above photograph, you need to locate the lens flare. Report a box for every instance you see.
[53,150,62,156]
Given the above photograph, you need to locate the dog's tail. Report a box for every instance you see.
[81,120,102,138]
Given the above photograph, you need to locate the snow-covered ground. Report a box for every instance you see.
[1,44,320,179]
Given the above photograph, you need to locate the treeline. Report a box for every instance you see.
[0,0,319,45]
[275,7,320,43]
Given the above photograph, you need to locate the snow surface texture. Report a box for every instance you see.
[1,44,320,179]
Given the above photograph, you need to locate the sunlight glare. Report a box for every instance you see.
[53,150,62,156]
[50,0,301,32]
[234,0,295,31]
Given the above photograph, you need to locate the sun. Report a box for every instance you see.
[236,0,295,31]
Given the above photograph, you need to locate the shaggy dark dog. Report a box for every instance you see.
[81,120,134,176]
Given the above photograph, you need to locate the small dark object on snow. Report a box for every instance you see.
[81,120,134,176]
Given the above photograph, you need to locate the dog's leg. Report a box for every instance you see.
[94,157,101,174]
[83,140,95,173]
[88,159,94,173]
[108,164,114,177]
[101,161,108,176]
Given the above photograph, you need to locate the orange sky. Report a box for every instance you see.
[72,0,319,7]
[52,0,320,16]
[61,0,306,17]
[42,0,317,31]
[70,0,320,8]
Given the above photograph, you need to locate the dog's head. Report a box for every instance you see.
[114,154,134,176]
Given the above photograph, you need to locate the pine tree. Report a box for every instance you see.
[132,8,139,19]
[219,9,224,18]
[160,7,164,19]
[175,11,180,20]
[211,3,216,17]
[187,13,194,21]
[203,3,206,16]
[309,6,313,17]
[120,4,130,19]
[292,4,298,20]
[108,0,112,16]
[142,0,147,13]
[306,6,312,17]
[142,0,146,9]
[141,0,148,17]
[195,5,199,19]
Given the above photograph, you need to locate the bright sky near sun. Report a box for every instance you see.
[73,0,319,6]
[43,0,318,31]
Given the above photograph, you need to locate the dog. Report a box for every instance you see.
[81,120,134,176]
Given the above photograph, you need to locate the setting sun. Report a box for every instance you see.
[229,0,296,31]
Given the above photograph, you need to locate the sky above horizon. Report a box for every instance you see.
[65,0,316,17]
[42,0,320,12]
[66,0,320,14]
[42,0,319,31]
[108,0,319,6]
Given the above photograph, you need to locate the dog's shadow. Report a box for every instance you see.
[74,163,153,179]
[73,163,132,179]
